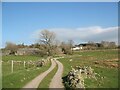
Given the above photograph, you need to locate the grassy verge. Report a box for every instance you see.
[38,64,58,88]
[58,49,118,88]
[2,60,51,88]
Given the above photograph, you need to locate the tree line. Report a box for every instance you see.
[4,30,74,56]
[3,29,118,56]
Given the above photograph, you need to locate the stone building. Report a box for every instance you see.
[15,48,40,55]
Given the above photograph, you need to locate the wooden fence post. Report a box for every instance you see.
[24,61,26,68]
[11,60,13,73]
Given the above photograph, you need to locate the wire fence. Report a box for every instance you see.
[2,58,50,75]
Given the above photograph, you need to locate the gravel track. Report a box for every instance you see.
[49,58,64,88]
[21,59,56,90]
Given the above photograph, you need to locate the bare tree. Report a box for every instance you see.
[68,40,74,48]
[60,40,74,55]
[5,42,17,50]
[68,40,74,54]
[39,30,56,56]
[5,42,18,54]
[109,42,116,48]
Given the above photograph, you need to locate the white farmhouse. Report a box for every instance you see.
[72,46,80,51]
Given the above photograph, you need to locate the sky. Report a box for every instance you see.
[2,2,118,48]
[0,2,2,49]
[2,0,120,2]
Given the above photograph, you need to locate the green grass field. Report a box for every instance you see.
[38,64,58,88]
[58,49,118,88]
[2,55,51,88]
[2,49,119,88]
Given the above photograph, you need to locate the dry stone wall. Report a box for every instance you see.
[64,66,98,88]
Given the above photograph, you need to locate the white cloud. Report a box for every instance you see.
[32,26,118,44]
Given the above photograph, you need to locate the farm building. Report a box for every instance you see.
[78,43,102,50]
[72,46,81,51]
[15,48,40,55]
[72,43,102,50]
